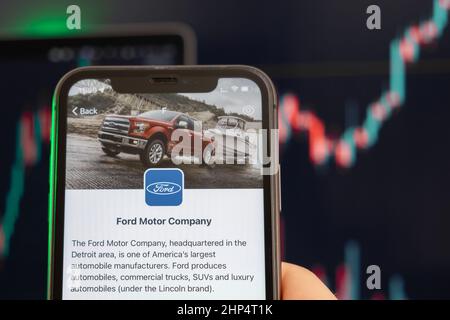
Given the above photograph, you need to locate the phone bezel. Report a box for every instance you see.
[49,66,280,300]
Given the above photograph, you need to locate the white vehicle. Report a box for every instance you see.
[205,116,257,164]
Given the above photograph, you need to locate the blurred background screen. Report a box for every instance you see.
[1,0,450,299]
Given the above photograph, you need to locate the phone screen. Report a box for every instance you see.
[60,77,269,299]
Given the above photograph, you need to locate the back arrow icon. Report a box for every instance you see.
[72,107,78,116]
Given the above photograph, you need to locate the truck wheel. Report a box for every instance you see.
[201,143,216,168]
[141,139,165,167]
[102,146,120,157]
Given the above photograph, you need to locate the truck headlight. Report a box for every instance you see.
[133,122,149,133]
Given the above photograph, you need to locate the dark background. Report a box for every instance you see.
[1,0,450,299]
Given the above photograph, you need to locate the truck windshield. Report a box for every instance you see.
[139,110,178,122]
[218,117,245,130]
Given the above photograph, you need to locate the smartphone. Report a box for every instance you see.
[48,66,280,300]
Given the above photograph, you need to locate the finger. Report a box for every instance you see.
[281,262,337,300]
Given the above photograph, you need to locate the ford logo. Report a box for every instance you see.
[146,182,181,195]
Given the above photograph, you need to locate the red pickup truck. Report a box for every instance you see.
[98,110,213,166]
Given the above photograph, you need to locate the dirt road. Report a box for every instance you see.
[66,134,263,189]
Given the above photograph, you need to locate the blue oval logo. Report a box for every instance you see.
[146,182,181,195]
